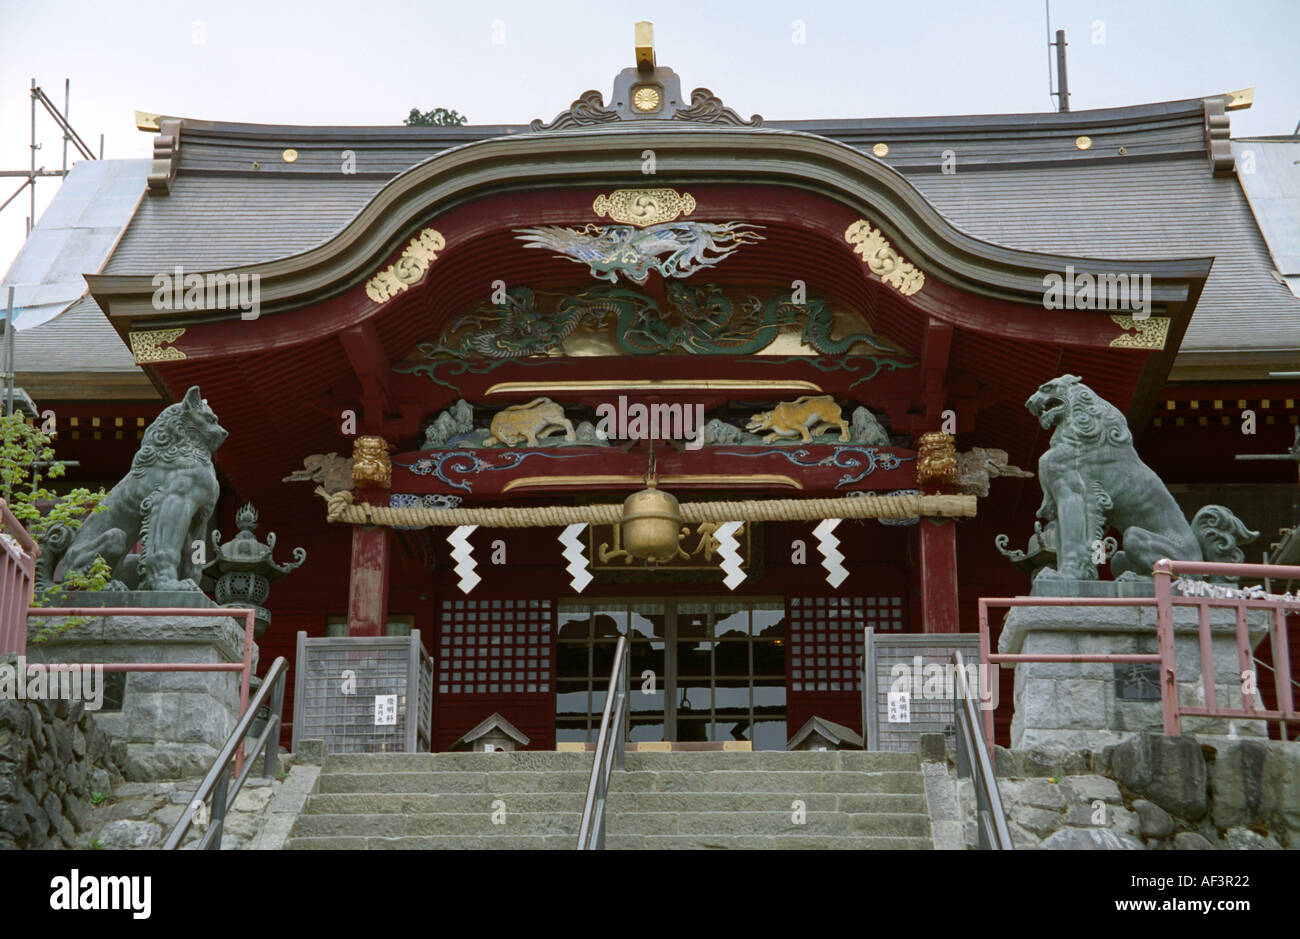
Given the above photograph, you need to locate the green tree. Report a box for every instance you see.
[1,413,111,630]
[404,107,468,127]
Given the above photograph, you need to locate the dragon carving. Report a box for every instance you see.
[422,283,907,360]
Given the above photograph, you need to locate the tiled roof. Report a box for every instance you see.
[14,95,1300,376]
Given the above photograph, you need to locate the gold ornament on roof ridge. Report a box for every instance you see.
[593,189,696,227]
[1109,314,1169,350]
[365,228,445,304]
[632,86,662,113]
[844,220,925,296]
[129,328,187,363]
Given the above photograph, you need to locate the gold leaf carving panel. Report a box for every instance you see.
[365,228,445,304]
[592,189,696,227]
[1109,315,1169,350]
[129,328,187,364]
[844,220,925,296]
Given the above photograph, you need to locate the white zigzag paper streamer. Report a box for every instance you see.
[813,518,847,588]
[559,523,593,593]
[714,521,745,591]
[447,525,480,594]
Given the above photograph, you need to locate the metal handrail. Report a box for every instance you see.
[163,655,289,850]
[952,650,1013,850]
[577,634,629,850]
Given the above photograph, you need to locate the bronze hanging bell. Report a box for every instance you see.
[619,450,683,562]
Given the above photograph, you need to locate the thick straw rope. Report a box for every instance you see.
[318,487,975,528]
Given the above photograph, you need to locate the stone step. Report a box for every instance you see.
[306,789,927,816]
[604,834,933,850]
[610,770,925,794]
[290,811,581,838]
[291,807,928,840]
[322,752,592,774]
[314,768,923,795]
[606,811,930,838]
[606,791,927,814]
[317,750,918,774]
[317,771,594,794]
[620,751,921,772]
[283,831,933,851]
[305,792,589,815]
[284,834,575,850]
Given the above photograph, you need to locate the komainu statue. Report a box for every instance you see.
[38,386,227,592]
[1005,374,1257,587]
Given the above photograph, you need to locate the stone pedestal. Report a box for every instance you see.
[997,604,1269,750]
[25,613,257,780]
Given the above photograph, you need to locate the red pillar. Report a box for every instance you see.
[919,517,959,633]
[348,523,391,636]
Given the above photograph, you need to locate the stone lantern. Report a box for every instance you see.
[203,502,306,638]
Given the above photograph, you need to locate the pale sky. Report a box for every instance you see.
[2,0,1297,277]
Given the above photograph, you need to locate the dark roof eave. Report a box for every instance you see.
[85,126,1215,325]
[146,93,1219,146]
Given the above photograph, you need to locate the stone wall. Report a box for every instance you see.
[81,758,316,850]
[986,734,1299,850]
[24,613,256,780]
[0,692,126,849]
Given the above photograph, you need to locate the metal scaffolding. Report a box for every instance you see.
[1,78,102,417]
[0,79,102,235]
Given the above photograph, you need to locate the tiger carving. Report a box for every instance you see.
[745,395,850,444]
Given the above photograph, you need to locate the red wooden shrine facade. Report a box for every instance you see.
[77,110,1296,750]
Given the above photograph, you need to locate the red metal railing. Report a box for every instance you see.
[25,606,257,775]
[1154,560,1297,733]
[0,497,39,656]
[978,559,1300,751]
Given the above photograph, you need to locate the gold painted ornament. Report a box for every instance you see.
[351,436,393,490]
[592,188,696,227]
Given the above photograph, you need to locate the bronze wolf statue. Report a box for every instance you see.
[1025,374,1257,583]
[39,386,227,592]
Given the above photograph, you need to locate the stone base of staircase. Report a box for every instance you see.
[284,750,933,850]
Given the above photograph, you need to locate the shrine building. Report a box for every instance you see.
[8,28,1299,751]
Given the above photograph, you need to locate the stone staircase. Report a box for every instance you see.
[284,749,933,849]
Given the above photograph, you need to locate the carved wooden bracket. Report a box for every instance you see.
[147,119,182,195]
[1202,97,1235,178]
